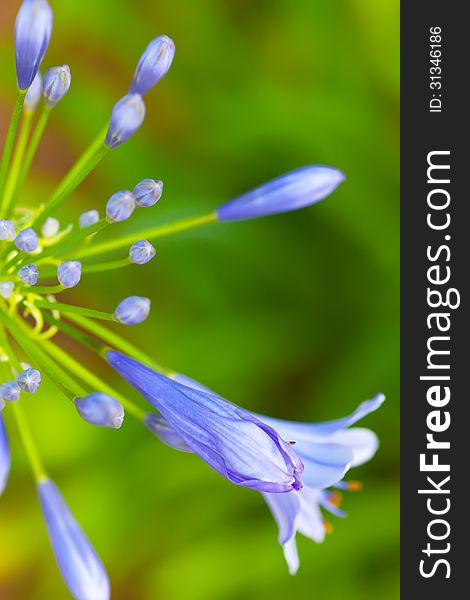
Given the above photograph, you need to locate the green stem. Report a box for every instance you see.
[11,402,49,482]
[26,284,65,295]
[32,299,117,322]
[39,338,146,420]
[0,89,27,214]
[2,110,34,217]
[34,143,109,227]
[42,313,106,354]
[65,312,169,375]
[0,305,86,400]
[12,105,51,208]
[75,212,218,260]
[82,257,130,274]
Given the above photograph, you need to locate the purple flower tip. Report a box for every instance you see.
[130,35,175,95]
[57,260,81,288]
[43,64,71,107]
[15,227,39,252]
[114,297,151,324]
[105,94,146,149]
[216,166,346,222]
[15,0,53,90]
[74,393,124,429]
[0,415,11,496]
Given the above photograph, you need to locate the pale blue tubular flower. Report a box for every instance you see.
[0,220,17,241]
[74,393,124,429]
[24,71,43,112]
[133,179,163,207]
[41,217,60,238]
[146,373,383,574]
[0,381,21,402]
[18,264,39,285]
[17,368,42,393]
[106,191,135,223]
[129,35,176,95]
[15,0,53,90]
[0,282,15,299]
[0,415,11,496]
[15,227,39,252]
[129,240,156,264]
[79,210,100,229]
[43,65,71,107]
[38,479,110,600]
[57,260,82,288]
[107,352,304,493]
[217,166,346,221]
[105,94,146,149]
[114,297,150,325]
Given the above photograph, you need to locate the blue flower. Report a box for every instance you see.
[0,415,11,496]
[38,479,110,600]
[17,368,42,393]
[15,0,53,90]
[0,282,15,299]
[130,35,175,95]
[114,297,150,325]
[133,179,163,208]
[105,94,146,149]
[145,372,383,573]
[57,260,82,288]
[43,64,71,107]
[74,393,124,429]
[18,264,39,285]
[106,191,135,223]
[129,240,156,264]
[79,209,100,229]
[107,352,304,493]
[24,71,43,112]
[41,217,60,238]
[15,227,39,252]
[0,220,17,241]
[216,166,345,221]
[0,381,21,402]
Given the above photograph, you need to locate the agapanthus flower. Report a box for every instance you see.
[143,371,383,573]
[15,0,53,90]
[0,0,382,592]
[38,479,110,600]
[0,415,11,495]
[108,351,304,492]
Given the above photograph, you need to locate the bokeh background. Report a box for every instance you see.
[0,0,399,598]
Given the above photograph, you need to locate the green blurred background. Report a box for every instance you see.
[0,0,399,598]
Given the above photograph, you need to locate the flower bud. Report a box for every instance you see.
[24,71,43,112]
[43,65,71,107]
[105,94,146,149]
[79,209,100,229]
[57,260,81,288]
[15,227,39,252]
[15,0,53,90]
[129,240,156,264]
[114,296,150,325]
[41,217,60,238]
[0,220,16,241]
[217,166,346,221]
[133,179,163,208]
[0,381,21,402]
[17,368,42,393]
[0,282,15,299]
[18,264,39,285]
[106,191,135,223]
[0,416,10,495]
[74,393,124,429]
[129,35,175,95]
[38,479,110,600]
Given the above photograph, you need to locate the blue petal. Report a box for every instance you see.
[38,479,110,600]
[107,351,303,492]
[0,415,11,496]
[217,166,345,221]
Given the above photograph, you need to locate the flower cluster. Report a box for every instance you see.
[0,1,383,596]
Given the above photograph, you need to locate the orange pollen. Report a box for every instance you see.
[323,519,334,534]
[346,480,363,492]
[328,491,343,507]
